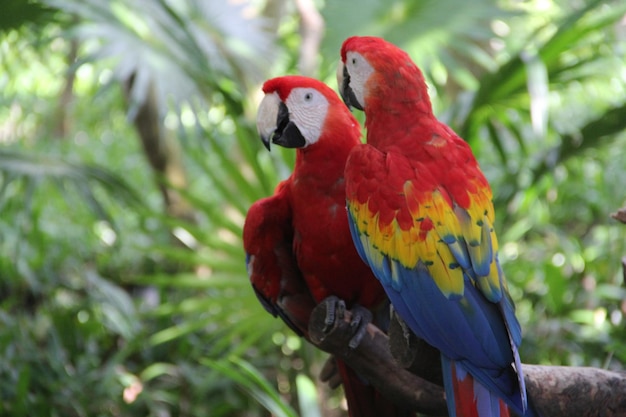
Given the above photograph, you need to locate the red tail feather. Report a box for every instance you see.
[335,359,415,417]
[451,362,510,417]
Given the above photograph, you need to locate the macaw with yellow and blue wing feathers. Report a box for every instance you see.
[338,36,537,417]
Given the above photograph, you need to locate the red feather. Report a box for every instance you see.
[340,37,535,417]
[450,362,510,417]
[244,76,413,417]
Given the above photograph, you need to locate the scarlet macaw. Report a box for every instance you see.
[243,75,413,417]
[337,36,536,417]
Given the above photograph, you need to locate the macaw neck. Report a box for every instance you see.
[363,78,435,150]
[364,104,435,150]
[293,131,356,182]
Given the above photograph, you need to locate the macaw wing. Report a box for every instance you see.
[345,144,525,406]
[243,183,316,337]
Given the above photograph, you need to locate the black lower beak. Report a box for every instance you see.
[340,66,363,111]
[271,102,306,148]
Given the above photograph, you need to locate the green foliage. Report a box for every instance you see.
[0,0,55,34]
[1,0,625,416]
[439,0,626,367]
[321,0,510,81]
[204,356,301,417]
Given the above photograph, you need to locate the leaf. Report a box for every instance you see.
[0,150,143,207]
[140,362,179,382]
[85,269,139,339]
[486,119,508,168]
[202,356,299,417]
[532,101,626,181]
[148,314,216,346]
[0,0,55,33]
[45,0,276,112]
[296,374,322,417]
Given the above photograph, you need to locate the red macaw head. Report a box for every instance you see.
[256,75,357,151]
[337,36,430,113]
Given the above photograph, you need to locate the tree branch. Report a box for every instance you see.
[123,75,195,224]
[54,32,79,139]
[308,302,448,416]
[308,301,626,417]
[611,205,626,225]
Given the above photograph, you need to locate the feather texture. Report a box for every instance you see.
[341,36,534,417]
[244,75,413,417]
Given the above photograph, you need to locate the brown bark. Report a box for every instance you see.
[611,206,626,224]
[54,37,79,139]
[309,302,447,416]
[308,301,626,417]
[387,311,443,387]
[523,364,626,417]
[123,75,195,224]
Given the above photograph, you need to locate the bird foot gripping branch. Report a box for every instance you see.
[388,310,443,387]
[310,295,373,355]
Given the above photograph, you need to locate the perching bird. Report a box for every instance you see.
[338,36,535,417]
[243,75,414,417]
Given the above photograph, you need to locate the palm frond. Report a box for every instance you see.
[0,149,143,220]
[203,356,299,417]
[45,0,276,115]
[531,101,626,182]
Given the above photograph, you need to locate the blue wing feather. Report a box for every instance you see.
[385,257,528,414]
[347,209,369,264]
[348,206,530,415]
[345,161,535,415]
[442,234,472,271]
[471,219,494,277]
[440,356,458,417]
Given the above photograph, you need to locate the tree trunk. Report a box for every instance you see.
[123,75,196,225]
[54,36,79,139]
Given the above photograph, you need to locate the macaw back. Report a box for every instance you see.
[340,36,534,417]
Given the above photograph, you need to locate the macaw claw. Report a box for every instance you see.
[320,295,373,350]
[322,295,347,332]
[347,304,373,349]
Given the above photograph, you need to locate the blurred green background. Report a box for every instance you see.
[1,0,625,416]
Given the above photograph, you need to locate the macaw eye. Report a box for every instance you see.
[304,92,313,101]
[351,57,357,65]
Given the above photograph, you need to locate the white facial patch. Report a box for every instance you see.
[344,51,374,108]
[285,87,329,146]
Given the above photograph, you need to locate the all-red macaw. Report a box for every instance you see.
[337,36,536,417]
[243,75,413,417]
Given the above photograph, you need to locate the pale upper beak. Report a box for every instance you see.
[256,91,306,150]
[256,92,281,151]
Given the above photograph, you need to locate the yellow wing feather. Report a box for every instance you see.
[350,176,503,300]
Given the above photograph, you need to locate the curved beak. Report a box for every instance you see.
[337,60,363,111]
[256,92,306,151]
[257,92,281,151]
